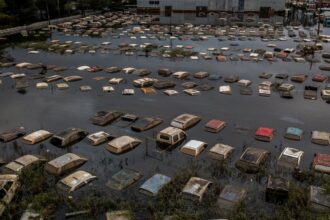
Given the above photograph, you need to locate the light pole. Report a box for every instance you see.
[45,0,51,25]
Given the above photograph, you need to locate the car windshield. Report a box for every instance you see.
[242,153,258,162]
[95,111,108,117]
[159,134,170,141]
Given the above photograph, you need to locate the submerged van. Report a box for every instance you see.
[156,127,186,149]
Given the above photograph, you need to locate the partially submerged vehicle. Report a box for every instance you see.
[156,127,186,149]
[321,84,330,101]
[304,85,318,100]
[308,186,330,212]
[313,153,330,174]
[114,113,139,127]
[63,75,83,82]
[284,127,303,140]
[106,136,142,154]
[0,127,26,142]
[131,117,163,132]
[90,110,122,126]
[153,80,176,90]
[43,75,62,83]
[219,85,232,95]
[50,128,88,147]
[217,185,246,210]
[139,173,171,196]
[204,119,226,133]
[311,131,330,146]
[133,69,151,76]
[291,74,307,83]
[105,66,121,73]
[255,127,275,142]
[208,143,234,161]
[182,177,212,202]
[133,78,156,88]
[3,154,46,174]
[106,168,142,190]
[158,69,172,77]
[266,175,289,203]
[45,153,88,176]
[122,89,135,95]
[277,147,304,170]
[184,89,200,96]
[258,81,272,97]
[194,71,209,79]
[237,79,252,87]
[278,83,295,91]
[224,75,239,83]
[180,140,207,157]
[172,71,190,79]
[0,174,19,217]
[235,147,270,173]
[170,114,201,130]
[57,170,97,193]
[21,130,53,145]
[87,131,112,145]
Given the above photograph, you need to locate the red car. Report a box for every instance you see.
[312,74,327,82]
[255,127,275,142]
[313,153,330,174]
[204,119,226,133]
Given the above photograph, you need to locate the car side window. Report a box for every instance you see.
[173,135,178,142]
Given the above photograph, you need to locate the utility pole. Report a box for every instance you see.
[45,0,51,25]
[57,0,61,18]
[317,0,322,37]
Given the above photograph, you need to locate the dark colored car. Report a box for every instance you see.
[304,85,318,100]
[90,111,122,126]
[153,81,176,90]
[50,128,88,147]
[131,117,163,132]
[0,127,26,142]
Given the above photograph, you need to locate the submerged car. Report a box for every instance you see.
[182,177,212,202]
[50,128,88,147]
[235,147,270,173]
[21,130,53,145]
[57,170,97,193]
[45,153,88,176]
[158,69,172,77]
[156,126,186,149]
[3,154,46,174]
[87,131,112,145]
[107,168,142,191]
[180,140,207,157]
[0,127,26,142]
[304,85,318,100]
[131,117,163,132]
[139,174,171,197]
[255,127,275,142]
[90,110,122,126]
[106,136,142,154]
[153,81,176,90]
[170,114,201,130]
[0,174,19,217]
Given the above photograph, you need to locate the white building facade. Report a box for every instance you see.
[137,0,286,24]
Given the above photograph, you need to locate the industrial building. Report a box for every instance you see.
[137,0,286,24]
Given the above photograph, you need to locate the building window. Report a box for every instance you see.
[149,1,159,4]
[196,6,207,17]
[260,7,271,18]
[165,6,172,17]
[238,0,244,11]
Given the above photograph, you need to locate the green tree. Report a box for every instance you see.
[0,0,6,11]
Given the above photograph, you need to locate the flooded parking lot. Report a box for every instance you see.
[1,14,330,219]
